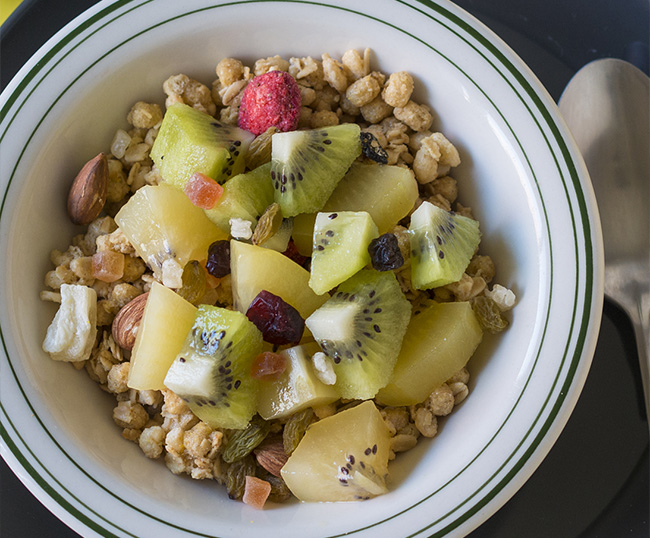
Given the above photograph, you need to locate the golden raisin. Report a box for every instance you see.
[177,260,207,304]
[471,295,509,333]
[252,203,283,246]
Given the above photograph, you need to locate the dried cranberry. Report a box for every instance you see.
[246,290,305,345]
[205,240,231,278]
[368,233,404,271]
[251,351,287,380]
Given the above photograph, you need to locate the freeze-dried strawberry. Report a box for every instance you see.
[238,71,301,135]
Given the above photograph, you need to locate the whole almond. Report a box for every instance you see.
[253,436,289,477]
[112,292,149,351]
[67,152,108,225]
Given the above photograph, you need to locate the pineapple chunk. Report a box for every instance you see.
[281,401,391,501]
[230,240,328,318]
[257,343,339,420]
[127,282,197,390]
[376,301,483,406]
[115,184,227,282]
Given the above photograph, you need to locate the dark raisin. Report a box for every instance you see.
[360,131,389,164]
[368,233,404,271]
[282,239,309,267]
[245,290,305,345]
[205,240,231,278]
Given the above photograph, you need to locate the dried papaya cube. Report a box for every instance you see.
[91,250,125,282]
[242,475,272,509]
[184,172,224,210]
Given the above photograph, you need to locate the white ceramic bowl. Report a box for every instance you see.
[0,1,603,536]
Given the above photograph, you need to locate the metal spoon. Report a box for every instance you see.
[559,58,650,428]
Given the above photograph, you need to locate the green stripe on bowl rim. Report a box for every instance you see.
[0,1,597,537]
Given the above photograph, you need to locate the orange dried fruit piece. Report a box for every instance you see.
[91,250,125,282]
[242,476,272,509]
[184,172,224,210]
[251,351,287,380]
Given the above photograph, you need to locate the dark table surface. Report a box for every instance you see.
[1,1,649,537]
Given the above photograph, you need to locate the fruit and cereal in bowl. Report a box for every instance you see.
[41,48,514,508]
[0,1,601,536]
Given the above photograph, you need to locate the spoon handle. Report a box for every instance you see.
[630,300,650,433]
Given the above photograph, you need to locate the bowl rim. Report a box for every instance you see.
[0,0,604,536]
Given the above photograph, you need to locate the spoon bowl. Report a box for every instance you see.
[559,58,650,427]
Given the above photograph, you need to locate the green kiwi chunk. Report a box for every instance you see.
[271,124,362,217]
[305,270,411,399]
[151,103,254,187]
[164,305,263,429]
[409,201,481,289]
[292,162,419,255]
[204,163,274,234]
[309,211,379,295]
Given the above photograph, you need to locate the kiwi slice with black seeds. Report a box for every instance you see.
[270,124,362,217]
[164,305,263,429]
[309,211,378,295]
[409,201,481,290]
[304,270,411,399]
[151,103,255,188]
